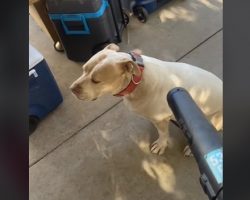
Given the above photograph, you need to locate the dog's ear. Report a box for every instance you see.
[104,43,120,51]
[132,48,142,55]
[119,60,141,76]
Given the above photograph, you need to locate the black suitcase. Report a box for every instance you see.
[46,0,128,62]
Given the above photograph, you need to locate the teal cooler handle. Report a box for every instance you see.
[60,14,90,35]
[49,0,109,35]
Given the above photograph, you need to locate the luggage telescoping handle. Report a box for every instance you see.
[60,14,90,35]
[29,69,38,78]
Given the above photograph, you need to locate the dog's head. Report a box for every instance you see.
[70,44,141,101]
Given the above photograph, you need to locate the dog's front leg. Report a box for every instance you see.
[150,120,170,155]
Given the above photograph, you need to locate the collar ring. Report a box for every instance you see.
[131,75,141,85]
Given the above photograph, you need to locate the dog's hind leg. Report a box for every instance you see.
[150,119,171,155]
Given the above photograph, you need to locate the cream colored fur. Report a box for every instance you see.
[70,44,223,155]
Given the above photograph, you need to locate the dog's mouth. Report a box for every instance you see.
[70,88,98,101]
[75,95,97,101]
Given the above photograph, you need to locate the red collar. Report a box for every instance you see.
[114,52,144,97]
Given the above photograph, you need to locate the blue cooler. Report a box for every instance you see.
[136,0,157,13]
[29,44,63,134]
[133,0,172,23]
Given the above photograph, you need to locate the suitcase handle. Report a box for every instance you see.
[29,69,38,78]
[60,14,90,35]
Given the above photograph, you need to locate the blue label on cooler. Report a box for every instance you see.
[204,148,223,184]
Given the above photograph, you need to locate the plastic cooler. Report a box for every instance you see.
[136,0,157,13]
[46,0,125,62]
[132,0,172,22]
[29,44,63,134]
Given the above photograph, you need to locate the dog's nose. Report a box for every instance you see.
[70,84,82,95]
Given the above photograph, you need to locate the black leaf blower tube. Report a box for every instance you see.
[167,87,223,200]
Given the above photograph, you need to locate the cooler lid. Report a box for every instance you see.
[29,44,44,70]
[46,0,103,14]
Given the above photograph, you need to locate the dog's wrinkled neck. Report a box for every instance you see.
[112,73,132,95]
[112,52,136,96]
[123,76,145,100]
[113,52,146,98]
[123,57,153,101]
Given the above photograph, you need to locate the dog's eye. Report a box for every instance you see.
[91,78,101,84]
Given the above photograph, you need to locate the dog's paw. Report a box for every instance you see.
[183,145,193,157]
[150,138,168,155]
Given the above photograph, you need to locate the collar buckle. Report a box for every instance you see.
[129,52,144,67]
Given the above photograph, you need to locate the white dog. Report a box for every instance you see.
[70,44,223,155]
